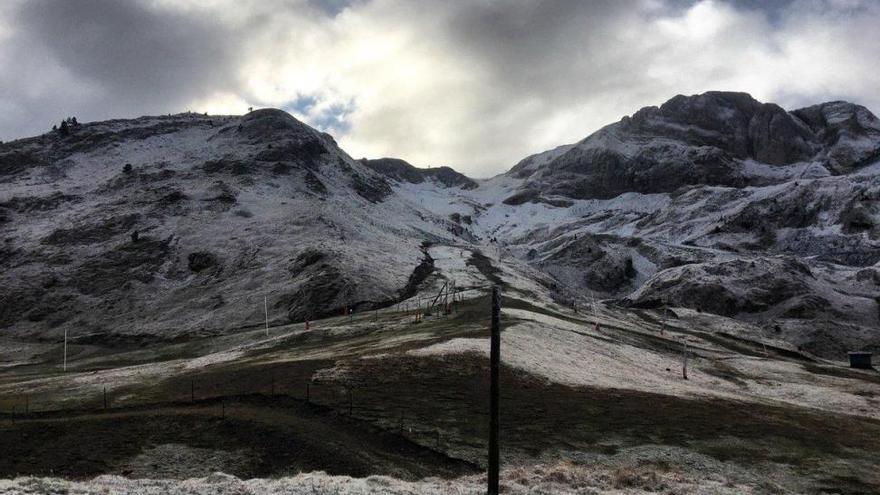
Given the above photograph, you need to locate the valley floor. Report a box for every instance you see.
[1,245,879,494]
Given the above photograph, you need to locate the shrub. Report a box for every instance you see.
[188,252,218,272]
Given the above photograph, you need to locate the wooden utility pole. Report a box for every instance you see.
[63,328,68,372]
[264,296,270,337]
[682,338,689,380]
[488,286,501,495]
[662,299,668,336]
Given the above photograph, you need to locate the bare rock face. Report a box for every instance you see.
[642,92,815,165]
[512,91,880,200]
[361,157,478,189]
[626,257,816,316]
[792,101,880,173]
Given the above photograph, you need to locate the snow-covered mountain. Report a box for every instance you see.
[1,92,878,358]
[0,109,470,344]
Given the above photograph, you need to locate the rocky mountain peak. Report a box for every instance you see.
[508,91,880,200]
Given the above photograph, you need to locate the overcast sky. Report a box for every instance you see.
[1,0,878,176]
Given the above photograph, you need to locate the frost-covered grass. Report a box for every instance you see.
[0,457,763,495]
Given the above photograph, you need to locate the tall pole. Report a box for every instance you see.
[682,338,689,380]
[63,328,68,372]
[662,299,668,336]
[264,296,269,337]
[488,286,501,495]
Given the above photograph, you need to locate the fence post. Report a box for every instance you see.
[488,285,501,495]
[682,339,689,380]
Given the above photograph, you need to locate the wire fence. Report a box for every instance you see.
[0,288,497,426]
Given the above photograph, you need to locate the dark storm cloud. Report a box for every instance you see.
[443,1,653,99]
[17,0,240,107]
[0,0,241,140]
[307,0,363,16]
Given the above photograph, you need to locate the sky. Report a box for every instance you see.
[1,0,878,177]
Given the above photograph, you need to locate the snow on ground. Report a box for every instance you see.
[0,456,761,495]
[0,323,315,407]
[427,245,486,289]
[409,320,746,401]
[411,307,880,420]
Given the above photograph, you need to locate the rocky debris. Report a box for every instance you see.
[203,181,237,206]
[202,158,252,175]
[42,214,140,246]
[97,167,178,194]
[621,256,880,358]
[72,237,173,295]
[502,188,573,207]
[0,150,45,181]
[855,267,880,286]
[289,249,325,276]
[284,262,349,322]
[626,257,815,315]
[155,189,189,209]
[351,174,392,203]
[534,233,658,296]
[0,192,82,213]
[303,170,328,195]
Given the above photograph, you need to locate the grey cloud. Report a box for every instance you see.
[1,0,879,177]
[0,0,242,139]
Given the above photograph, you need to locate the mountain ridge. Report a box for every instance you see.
[1,91,878,359]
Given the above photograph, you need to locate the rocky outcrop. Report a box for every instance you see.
[512,91,880,200]
[361,157,478,189]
